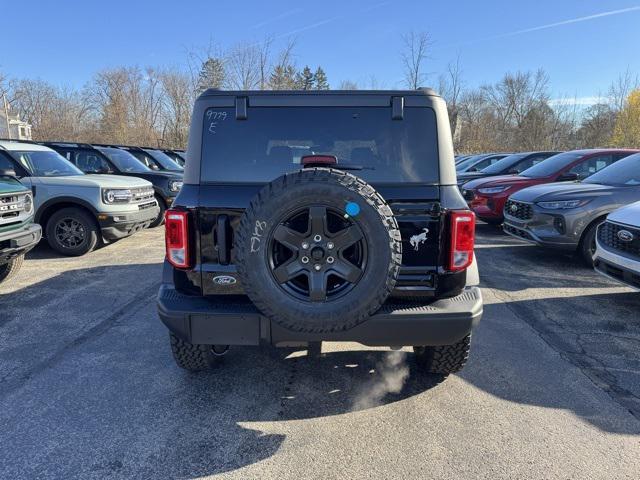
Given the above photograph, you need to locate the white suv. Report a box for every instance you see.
[593,200,640,290]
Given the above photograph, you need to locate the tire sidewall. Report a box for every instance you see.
[46,207,99,256]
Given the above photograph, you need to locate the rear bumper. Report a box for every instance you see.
[0,223,42,263]
[98,205,160,241]
[157,284,483,347]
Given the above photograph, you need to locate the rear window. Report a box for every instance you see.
[200,106,439,183]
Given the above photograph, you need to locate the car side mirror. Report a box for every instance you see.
[557,172,579,182]
[468,167,478,172]
[0,167,17,177]
[507,168,519,174]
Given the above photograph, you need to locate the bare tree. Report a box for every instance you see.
[159,70,192,148]
[400,31,432,89]
[608,68,640,113]
[438,56,465,145]
[226,42,261,90]
[338,80,358,90]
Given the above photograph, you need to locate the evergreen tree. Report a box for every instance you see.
[196,58,225,95]
[268,65,297,90]
[296,66,315,90]
[314,67,329,90]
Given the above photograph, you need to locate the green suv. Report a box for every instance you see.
[0,167,41,283]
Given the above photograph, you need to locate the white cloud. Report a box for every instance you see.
[493,6,640,40]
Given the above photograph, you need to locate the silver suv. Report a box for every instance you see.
[0,141,160,256]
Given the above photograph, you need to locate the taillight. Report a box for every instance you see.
[448,210,475,271]
[165,209,191,268]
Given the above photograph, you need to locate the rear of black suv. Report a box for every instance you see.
[158,90,482,375]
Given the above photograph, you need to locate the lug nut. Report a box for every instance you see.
[327,242,334,250]
[301,242,310,249]
[301,256,309,264]
[314,264,322,271]
[313,234,322,242]
[327,256,335,264]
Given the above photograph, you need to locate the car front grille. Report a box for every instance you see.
[0,192,30,224]
[598,221,640,258]
[131,187,155,203]
[504,200,533,220]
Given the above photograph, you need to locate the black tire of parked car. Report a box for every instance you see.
[169,333,219,371]
[413,335,471,375]
[46,207,99,256]
[235,167,402,334]
[578,219,602,267]
[0,254,24,283]
[149,194,165,228]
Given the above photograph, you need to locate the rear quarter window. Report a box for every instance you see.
[200,106,439,184]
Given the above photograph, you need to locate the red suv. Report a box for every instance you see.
[461,149,639,224]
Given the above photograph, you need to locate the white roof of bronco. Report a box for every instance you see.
[0,140,54,152]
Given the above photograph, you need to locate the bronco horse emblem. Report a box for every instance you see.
[409,228,429,251]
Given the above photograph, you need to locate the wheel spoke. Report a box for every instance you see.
[330,259,362,283]
[273,225,304,252]
[331,225,363,250]
[308,206,327,237]
[273,259,305,284]
[308,271,327,301]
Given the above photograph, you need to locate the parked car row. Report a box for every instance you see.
[0,139,186,282]
[458,148,640,290]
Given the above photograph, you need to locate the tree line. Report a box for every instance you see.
[0,33,638,152]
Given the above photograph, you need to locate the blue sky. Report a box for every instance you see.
[2,0,639,101]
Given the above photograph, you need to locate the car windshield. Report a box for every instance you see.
[200,106,440,183]
[146,149,184,172]
[98,147,151,173]
[481,153,529,174]
[12,150,83,177]
[456,155,486,171]
[520,152,584,178]
[583,153,640,186]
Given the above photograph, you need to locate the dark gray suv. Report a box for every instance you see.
[503,152,640,265]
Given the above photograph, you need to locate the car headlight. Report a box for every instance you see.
[169,180,183,192]
[536,199,590,210]
[102,188,133,204]
[21,193,33,215]
[478,186,510,194]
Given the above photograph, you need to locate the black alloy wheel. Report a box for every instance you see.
[268,205,367,302]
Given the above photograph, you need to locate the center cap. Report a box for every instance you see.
[310,247,325,261]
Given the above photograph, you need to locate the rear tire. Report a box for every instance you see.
[0,254,25,284]
[149,195,166,228]
[46,207,99,256]
[413,335,471,375]
[169,333,218,371]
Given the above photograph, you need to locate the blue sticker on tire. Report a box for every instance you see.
[345,202,360,217]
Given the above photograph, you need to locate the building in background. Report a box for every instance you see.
[1,94,32,140]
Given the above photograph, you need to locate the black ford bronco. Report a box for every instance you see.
[158,89,483,375]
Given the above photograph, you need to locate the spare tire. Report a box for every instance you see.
[235,168,401,334]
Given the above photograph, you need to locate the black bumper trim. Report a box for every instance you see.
[157,285,483,347]
[0,223,42,261]
[98,206,160,240]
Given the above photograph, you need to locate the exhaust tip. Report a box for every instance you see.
[211,345,229,356]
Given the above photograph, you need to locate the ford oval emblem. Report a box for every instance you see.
[617,230,634,242]
[213,275,237,285]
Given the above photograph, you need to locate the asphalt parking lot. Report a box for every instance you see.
[1,225,639,479]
